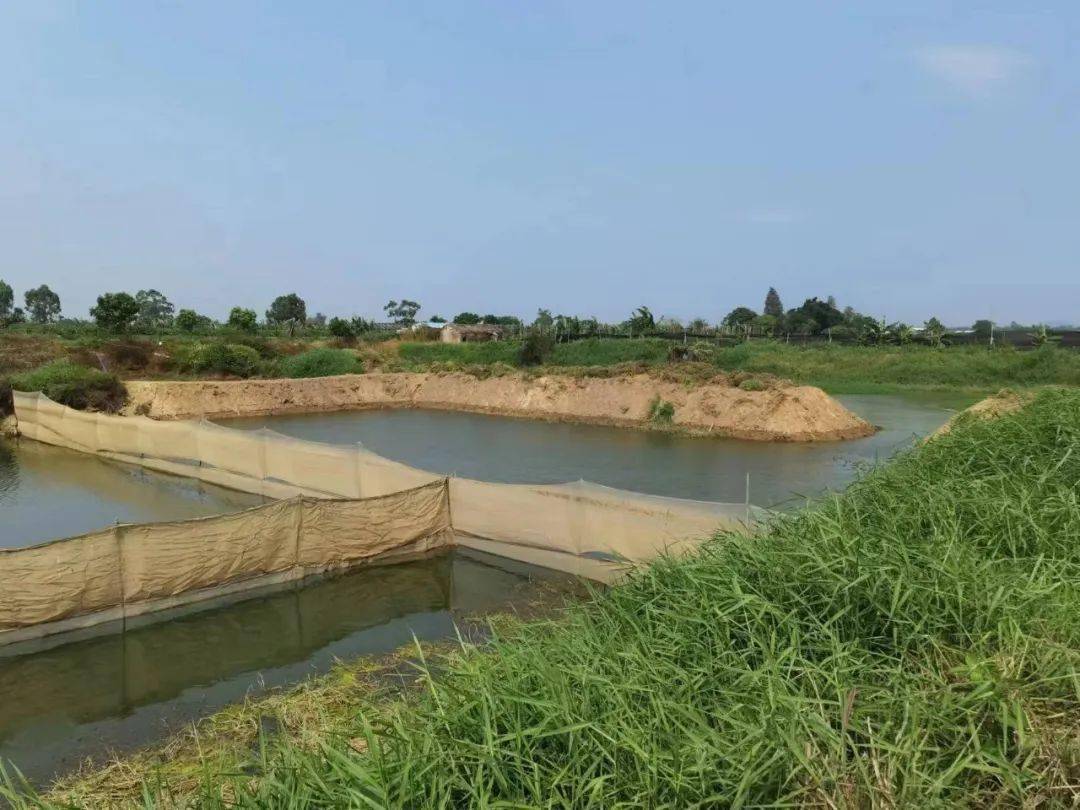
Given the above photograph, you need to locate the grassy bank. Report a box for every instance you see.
[400,338,1080,393]
[8,388,1079,806]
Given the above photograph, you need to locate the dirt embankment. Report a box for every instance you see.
[930,389,1031,439]
[124,372,873,442]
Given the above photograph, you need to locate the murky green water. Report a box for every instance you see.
[0,438,263,549]
[220,393,973,509]
[0,549,574,787]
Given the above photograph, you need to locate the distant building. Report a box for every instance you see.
[440,323,505,343]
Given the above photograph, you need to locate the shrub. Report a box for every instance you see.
[279,348,361,378]
[519,333,554,366]
[647,396,675,424]
[8,360,127,412]
[327,317,354,339]
[101,340,153,371]
[227,307,258,333]
[738,377,765,391]
[186,343,261,378]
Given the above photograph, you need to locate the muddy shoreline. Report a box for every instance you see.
[124,372,874,442]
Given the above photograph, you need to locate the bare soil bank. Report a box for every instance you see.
[124,373,873,442]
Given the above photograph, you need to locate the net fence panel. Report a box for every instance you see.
[356,446,441,497]
[298,481,451,570]
[0,529,122,630]
[59,408,102,452]
[137,417,201,464]
[195,420,267,482]
[118,498,301,603]
[449,478,581,556]
[262,429,359,497]
[96,412,149,457]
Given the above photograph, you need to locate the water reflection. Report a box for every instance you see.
[0,550,570,786]
[0,438,262,549]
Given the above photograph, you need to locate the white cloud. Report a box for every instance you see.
[914,45,1031,97]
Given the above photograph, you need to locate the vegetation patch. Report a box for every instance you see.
[279,348,362,379]
[181,342,262,378]
[647,395,675,425]
[11,389,1072,807]
[7,360,127,413]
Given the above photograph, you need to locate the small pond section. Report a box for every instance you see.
[0,549,575,787]
[219,392,973,509]
[0,437,263,549]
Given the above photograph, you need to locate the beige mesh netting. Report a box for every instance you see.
[3,391,757,644]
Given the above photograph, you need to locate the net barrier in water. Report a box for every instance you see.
[1,391,760,647]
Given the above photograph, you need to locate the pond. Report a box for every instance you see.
[0,549,576,787]
[218,392,974,509]
[0,437,263,550]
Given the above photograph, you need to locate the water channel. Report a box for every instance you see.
[0,391,973,786]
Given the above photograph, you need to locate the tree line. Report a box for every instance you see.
[0,278,1058,345]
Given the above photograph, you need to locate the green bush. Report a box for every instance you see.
[8,360,127,412]
[186,343,261,378]
[549,337,670,366]
[279,348,361,378]
[519,333,554,366]
[397,340,520,367]
[738,377,764,391]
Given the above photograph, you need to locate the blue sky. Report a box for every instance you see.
[1,1,1077,326]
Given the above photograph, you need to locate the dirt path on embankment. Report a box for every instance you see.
[123,372,873,442]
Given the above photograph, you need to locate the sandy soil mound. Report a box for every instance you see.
[124,372,874,442]
[930,389,1031,439]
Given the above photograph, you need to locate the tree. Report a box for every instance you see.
[90,292,140,332]
[533,308,555,332]
[175,309,201,333]
[973,319,994,343]
[751,314,779,336]
[922,317,946,347]
[453,312,482,325]
[266,293,308,326]
[350,316,374,334]
[134,289,174,330]
[0,279,12,317]
[429,315,447,324]
[688,318,709,334]
[626,306,655,333]
[383,299,421,326]
[722,306,758,328]
[227,307,258,332]
[791,297,844,334]
[328,316,354,338]
[763,287,783,318]
[24,284,61,323]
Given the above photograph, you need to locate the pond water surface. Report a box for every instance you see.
[0,549,574,787]
[219,393,973,509]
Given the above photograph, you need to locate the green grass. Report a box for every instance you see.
[710,342,1080,392]
[6,360,126,412]
[7,388,1069,807]
[400,338,1080,393]
[279,347,363,378]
